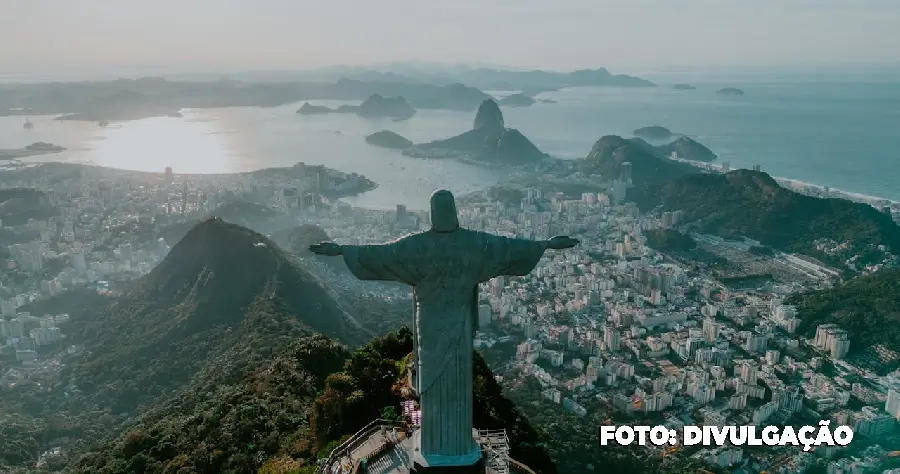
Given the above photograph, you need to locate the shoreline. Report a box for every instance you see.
[0,161,378,200]
[0,144,67,161]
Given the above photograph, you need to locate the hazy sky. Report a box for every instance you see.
[2,0,899,74]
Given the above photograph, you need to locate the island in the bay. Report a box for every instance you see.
[717,87,746,96]
[498,93,537,107]
[672,83,697,90]
[632,126,676,140]
[365,130,414,149]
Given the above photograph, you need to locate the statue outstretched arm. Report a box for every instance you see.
[477,234,579,282]
[309,242,342,256]
[321,238,420,285]
[543,235,580,250]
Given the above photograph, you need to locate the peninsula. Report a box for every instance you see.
[0,76,489,121]
[578,135,698,185]
[0,142,66,160]
[403,99,548,164]
[626,134,718,163]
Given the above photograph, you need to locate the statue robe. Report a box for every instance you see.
[342,228,546,465]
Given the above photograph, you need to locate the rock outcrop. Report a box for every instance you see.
[356,94,416,120]
[365,130,413,149]
[473,99,505,132]
[405,99,547,164]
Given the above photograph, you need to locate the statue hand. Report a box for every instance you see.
[546,235,579,250]
[309,242,342,256]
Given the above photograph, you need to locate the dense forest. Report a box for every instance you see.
[788,268,900,356]
[72,328,558,474]
[643,229,697,252]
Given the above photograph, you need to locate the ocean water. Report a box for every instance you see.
[1,72,899,208]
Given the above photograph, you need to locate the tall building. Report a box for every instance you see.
[71,249,87,275]
[885,389,900,421]
[478,304,492,329]
[119,243,133,263]
[738,361,758,385]
[603,326,621,351]
[814,324,851,359]
[702,318,719,342]
[490,276,504,298]
[619,162,633,187]
[611,179,627,204]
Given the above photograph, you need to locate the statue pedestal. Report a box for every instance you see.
[410,456,485,474]
[407,429,485,474]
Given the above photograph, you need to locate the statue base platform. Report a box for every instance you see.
[349,428,488,474]
[405,429,485,474]
[410,456,485,474]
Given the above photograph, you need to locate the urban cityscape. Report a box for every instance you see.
[2,159,899,473]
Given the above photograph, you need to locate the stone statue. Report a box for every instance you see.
[310,189,578,468]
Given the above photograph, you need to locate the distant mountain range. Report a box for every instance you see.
[338,66,655,91]
[0,66,655,120]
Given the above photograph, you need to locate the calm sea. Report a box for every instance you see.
[1,70,899,208]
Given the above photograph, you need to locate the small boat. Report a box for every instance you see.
[99,120,109,127]
[23,119,33,130]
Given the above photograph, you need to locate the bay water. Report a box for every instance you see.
[1,71,898,209]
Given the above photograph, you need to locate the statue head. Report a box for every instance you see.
[429,189,459,233]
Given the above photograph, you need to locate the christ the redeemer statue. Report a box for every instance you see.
[310,189,578,468]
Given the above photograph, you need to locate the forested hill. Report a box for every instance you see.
[577,135,698,186]
[73,328,559,474]
[62,218,367,414]
[630,169,900,270]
